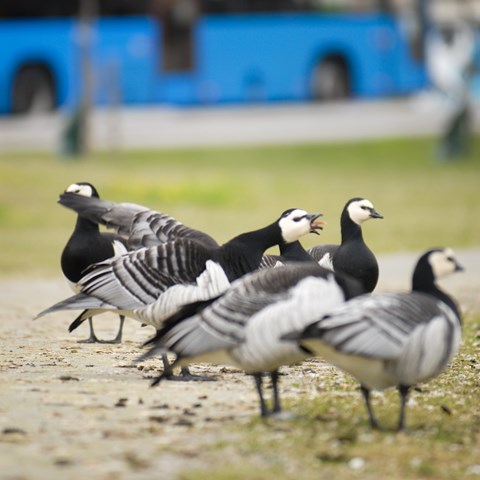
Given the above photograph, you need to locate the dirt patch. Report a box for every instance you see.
[1,250,478,479]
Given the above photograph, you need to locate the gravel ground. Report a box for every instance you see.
[1,250,479,480]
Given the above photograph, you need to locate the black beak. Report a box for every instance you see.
[369,208,383,219]
[455,262,464,272]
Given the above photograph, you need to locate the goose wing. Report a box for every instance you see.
[308,292,460,361]
[144,263,350,368]
[308,244,338,270]
[58,192,218,249]
[258,254,283,269]
[36,239,219,318]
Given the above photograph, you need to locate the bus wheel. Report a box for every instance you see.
[12,65,56,114]
[310,58,350,101]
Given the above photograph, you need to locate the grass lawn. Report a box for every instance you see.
[0,135,479,277]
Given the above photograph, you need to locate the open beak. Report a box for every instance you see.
[307,213,325,235]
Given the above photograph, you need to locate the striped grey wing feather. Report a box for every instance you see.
[128,210,218,249]
[59,193,218,249]
[308,244,338,270]
[317,293,458,361]
[160,263,346,370]
[161,275,283,356]
[258,254,283,270]
[59,193,146,238]
[76,239,214,310]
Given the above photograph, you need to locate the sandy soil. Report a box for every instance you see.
[1,250,479,480]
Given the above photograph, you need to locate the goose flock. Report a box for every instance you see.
[36,182,465,430]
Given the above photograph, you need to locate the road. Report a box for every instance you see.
[0,96,479,151]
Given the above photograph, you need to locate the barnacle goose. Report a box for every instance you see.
[283,248,463,430]
[36,209,324,334]
[59,182,128,343]
[139,263,363,417]
[308,197,383,293]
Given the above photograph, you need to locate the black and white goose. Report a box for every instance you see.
[139,262,363,417]
[36,209,324,334]
[59,182,128,343]
[308,197,383,293]
[283,248,463,430]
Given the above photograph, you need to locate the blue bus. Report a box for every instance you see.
[0,0,429,115]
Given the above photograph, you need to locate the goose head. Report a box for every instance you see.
[426,248,464,280]
[278,208,324,243]
[65,182,99,198]
[346,198,383,225]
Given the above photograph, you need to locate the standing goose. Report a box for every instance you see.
[283,248,463,430]
[60,182,128,343]
[36,209,324,333]
[139,262,363,417]
[308,197,383,293]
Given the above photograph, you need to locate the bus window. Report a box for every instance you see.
[151,0,199,72]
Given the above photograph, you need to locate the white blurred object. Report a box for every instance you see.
[426,22,475,104]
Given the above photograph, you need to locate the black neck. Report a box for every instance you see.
[219,221,284,280]
[74,215,100,234]
[279,241,315,263]
[226,221,283,253]
[412,267,461,318]
[340,209,363,243]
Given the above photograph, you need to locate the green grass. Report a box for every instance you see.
[179,315,480,480]
[0,135,479,277]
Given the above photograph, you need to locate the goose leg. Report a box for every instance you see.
[361,385,380,430]
[253,373,269,418]
[99,315,125,344]
[397,384,410,431]
[77,318,101,343]
[271,370,282,414]
[162,356,216,382]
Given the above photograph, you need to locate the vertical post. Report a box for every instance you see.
[78,0,97,155]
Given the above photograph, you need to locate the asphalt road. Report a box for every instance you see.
[1,96,479,152]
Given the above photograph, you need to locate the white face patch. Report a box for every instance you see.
[347,199,375,225]
[429,248,459,279]
[278,209,314,243]
[66,183,94,197]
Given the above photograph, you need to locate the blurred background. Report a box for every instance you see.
[0,0,479,278]
[0,0,479,152]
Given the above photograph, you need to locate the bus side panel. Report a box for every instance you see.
[386,17,428,94]
[93,17,158,106]
[194,14,424,104]
[0,20,76,114]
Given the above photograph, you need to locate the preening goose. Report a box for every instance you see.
[59,183,128,343]
[283,248,463,430]
[36,209,324,333]
[308,197,383,293]
[139,263,363,417]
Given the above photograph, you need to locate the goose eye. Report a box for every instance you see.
[293,216,304,222]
